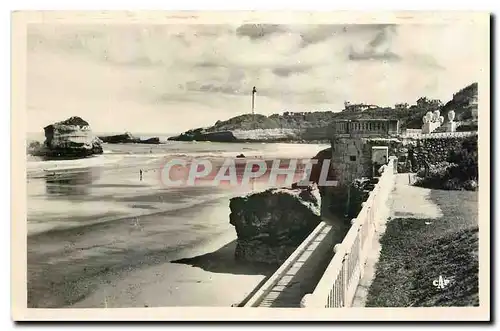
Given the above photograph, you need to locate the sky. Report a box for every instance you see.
[27,23,484,134]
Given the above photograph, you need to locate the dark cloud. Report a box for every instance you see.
[272,65,313,77]
[236,24,289,40]
[347,25,400,62]
[185,81,244,95]
[194,61,227,69]
[368,25,397,48]
[298,25,344,46]
[348,49,401,62]
[297,24,397,47]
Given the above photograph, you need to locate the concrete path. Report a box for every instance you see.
[389,173,443,219]
[352,173,443,307]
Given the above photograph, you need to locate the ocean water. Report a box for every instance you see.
[27,138,329,235]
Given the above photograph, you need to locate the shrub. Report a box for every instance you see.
[463,179,478,191]
[416,161,455,178]
[414,136,478,191]
[442,178,464,191]
[447,136,478,181]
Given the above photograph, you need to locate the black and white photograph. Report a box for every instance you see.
[11,11,490,321]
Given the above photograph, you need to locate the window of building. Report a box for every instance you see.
[350,155,356,162]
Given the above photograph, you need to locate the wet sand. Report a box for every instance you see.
[28,195,277,308]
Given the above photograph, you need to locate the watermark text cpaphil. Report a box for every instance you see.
[159,157,338,187]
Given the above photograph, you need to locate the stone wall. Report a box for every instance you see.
[324,136,399,221]
[330,137,371,186]
[330,137,402,186]
[405,134,478,168]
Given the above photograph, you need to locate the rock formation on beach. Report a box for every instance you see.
[30,116,103,158]
[307,148,335,192]
[98,132,161,144]
[229,184,322,264]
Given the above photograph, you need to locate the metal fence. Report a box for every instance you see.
[300,158,396,308]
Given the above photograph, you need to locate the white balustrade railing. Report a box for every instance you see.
[301,157,396,308]
[243,221,331,307]
[400,131,477,139]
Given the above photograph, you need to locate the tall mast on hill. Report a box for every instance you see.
[252,86,257,115]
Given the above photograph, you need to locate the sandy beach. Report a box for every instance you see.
[27,142,326,308]
[28,172,276,308]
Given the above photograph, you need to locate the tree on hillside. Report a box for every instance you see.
[416,97,443,110]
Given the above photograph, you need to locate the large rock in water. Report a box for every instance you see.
[98,132,161,144]
[229,184,322,264]
[38,116,103,158]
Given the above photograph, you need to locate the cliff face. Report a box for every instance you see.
[168,128,305,143]
[229,185,322,264]
[40,117,103,158]
[167,113,330,142]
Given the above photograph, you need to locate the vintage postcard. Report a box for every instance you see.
[11,11,490,321]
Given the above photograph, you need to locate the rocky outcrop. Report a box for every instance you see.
[140,137,161,144]
[31,117,103,158]
[229,184,322,264]
[309,148,334,186]
[168,128,304,143]
[98,132,161,144]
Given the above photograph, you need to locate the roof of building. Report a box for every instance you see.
[332,118,399,122]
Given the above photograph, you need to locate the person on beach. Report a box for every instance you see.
[140,169,143,181]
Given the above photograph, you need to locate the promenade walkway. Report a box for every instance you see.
[352,173,443,306]
[243,195,350,308]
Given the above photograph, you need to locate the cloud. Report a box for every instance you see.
[347,25,401,62]
[235,24,288,40]
[26,23,485,133]
[272,64,313,77]
[348,49,401,62]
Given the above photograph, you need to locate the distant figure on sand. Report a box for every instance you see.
[140,169,143,181]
